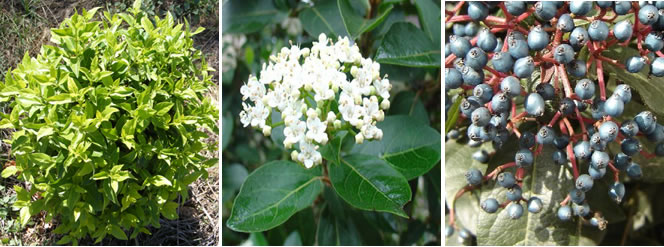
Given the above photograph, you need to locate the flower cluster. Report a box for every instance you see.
[239,33,392,168]
[222,34,246,73]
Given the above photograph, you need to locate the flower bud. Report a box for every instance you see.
[350,66,358,77]
[306,108,318,119]
[291,150,299,161]
[376,110,385,122]
[381,99,391,110]
[301,48,310,57]
[355,133,364,144]
[262,126,272,136]
[327,112,336,122]
[333,120,342,129]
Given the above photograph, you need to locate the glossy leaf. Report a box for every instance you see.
[414,0,441,47]
[222,0,288,34]
[226,160,324,232]
[299,0,350,38]
[375,22,441,68]
[329,154,411,217]
[352,115,441,180]
[1,166,17,178]
[222,163,249,203]
[387,90,429,125]
[337,0,394,39]
[316,204,361,245]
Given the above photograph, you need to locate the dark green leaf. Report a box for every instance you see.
[329,154,411,217]
[283,231,302,245]
[222,113,233,151]
[222,0,288,34]
[387,91,428,124]
[316,204,361,245]
[249,232,269,246]
[337,0,394,39]
[299,0,350,38]
[222,163,249,203]
[375,22,441,68]
[226,160,324,232]
[445,94,463,134]
[414,0,441,47]
[352,115,441,180]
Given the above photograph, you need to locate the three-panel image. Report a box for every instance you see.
[0,0,442,246]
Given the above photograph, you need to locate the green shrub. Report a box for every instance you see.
[0,0,218,244]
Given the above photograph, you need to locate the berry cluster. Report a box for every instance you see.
[445,1,664,241]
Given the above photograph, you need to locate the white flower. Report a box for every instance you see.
[306,117,328,144]
[281,17,303,36]
[240,76,266,102]
[284,120,306,148]
[374,78,391,99]
[298,140,322,168]
[239,101,269,128]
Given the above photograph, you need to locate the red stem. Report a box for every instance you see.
[566,142,580,179]
[597,60,606,100]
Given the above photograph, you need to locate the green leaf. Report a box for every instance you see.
[222,113,233,151]
[46,94,75,104]
[36,127,54,141]
[19,207,30,227]
[222,0,288,34]
[249,232,269,246]
[161,201,179,220]
[56,236,72,245]
[375,22,441,68]
[445,94,463,134]
[150,175,172,187]
[476,145,606,245]
[110,224,128,240]
[226,160,323,232]
[284,231,303,246]
[414,0,441,47]
[132,0,142,12]
[337,0,393,39]
[352,115,441,179]
[222,163,249,203]
[299,0,350,38]
[387,91,428,125]
[1,166,17,178]
[604,46,664,116]
[329,154,411,217]
[316,204,361,245]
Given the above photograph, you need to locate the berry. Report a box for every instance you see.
[501,76,522,98]
[528,26,550,51]
[445,225,454,238]
[461,66,484,86]
[570,1,593,16]
[465,22,480,37]
[467,124,482,141]
[613,20,634,42]
[473,83,494,103]
[445,68,463,90]
[507,202,524,219]
[613,84,632,103]
[626,162,643,179]
[557,13,575,32]
[477,28,498,52]
[567,60,587,77]
[588,20,609,41]
[591,151,610,169]
[505,1,526,15]
[450,35,471,57]
[536,83,555,100]
[575,100,588,112]
[513,56,535,78]
[614,152,631,170]
[570,188,586,204]
[570,27,589,48]
[458,228,471,239]
[553,135,570,150]
[597,1,613,8]
[614,1,632,15]
[445,43,451,57]
[575,79,595,100]
[492,52,514,73]
[525,93,546,116]
[507,185,523,201]
[651,57,664,77]
[535,1,557,21]
[574,141,592,160]
[647,124,664,143]
[635,111,657,134]
[625,56,646,74]
[478,125,497,142]
[604,95,625,117]
[490,114,508,129]
[599,121,619,142]
[473,149,490,163]
[460,97,480,117]
[576,174,594,192]
[591,100,605,120]
[558,206,573,221]
[497,172,516,188]
[589,166,606,179]
[644,31,664,52]
[559,97,577,116]
[465,47,488,71]
[536,126,556,145]
[527,197,543,213]
[609,182,626,203]
[519,132,536,149]
[491,93,512,113]
[468,2,489,21]
[621,138,642,156]
[572,202,590,217]
[639,4,659,25]
[554,44,575,64]
[465,168,483,186]
[452,24,466,37]
[590,132,607,151]
[553,150,568,165]
[447,129,461,140]
[515,148,534,168]
[481,198,500,213]
[508,38,530,59]
[471,107,491,127]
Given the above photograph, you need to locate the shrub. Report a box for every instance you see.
[0,0,218,244]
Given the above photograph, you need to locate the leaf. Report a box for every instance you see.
[249,232,268,246]
[110,224,128,240]
[222,0,288,34]
[150,175,172,187]
[414,0,441,47]
[226,160,324,232]
[375,22,441,68]
[1,166,17,178]
[337,0,394,39]
[329,154,411,217]
[19,207,30,227]
[352,115,441,180]
[161,201,179,220]
[56,236,72,245]
[445,95,463,134]
[387,91,428,125]
[222,163,249,203]
[283,231,302,246]
[316,204,361,245]
[222,113,233,151]
[604,46,664,116]
[36,127,54,141]
[476,145,606,245]
[299,0,350,38]
[46,94,74,104]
